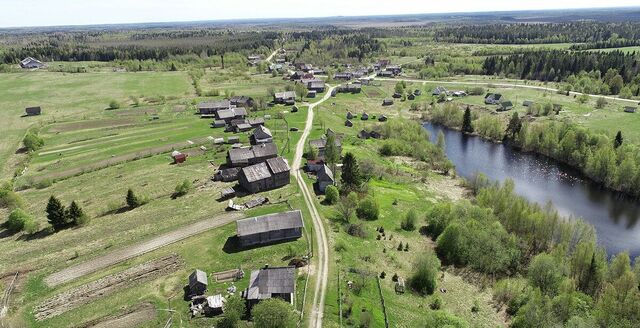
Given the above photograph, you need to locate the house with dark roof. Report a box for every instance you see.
[248,117,265,127]
[346,111,354,119]
[345,119,353,127]
[242,266,296,307]
[25,106,42,116]
[303,79,326,93]
[308,135,342,160]
[238,157,291,193]
[382,99,394,106]
[214,167,241,182]
[484,93,503,105]
[20,57,44,69]
[377,70,394,78]
[274,91,297,105]
[337,83,362,94]
[523,100,534,107]
[198,100,233,116]
[334,72,353,80]
[189,269,208,297]
[216,108,247,123]
[432,86,448,96]
[408,93,415,100]
[316,165,335,193]
[251,125,273,145]
[378,115,388,122]
[227,143,278,167]
[229,95,254,108]
[236,210,303,247]
[497,100,514,112]
[361,112,369,120]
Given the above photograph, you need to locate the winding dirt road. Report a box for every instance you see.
[44,212,243,287]
[292,86,335,328]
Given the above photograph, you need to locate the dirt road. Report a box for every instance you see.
[44,213,243,287]
[292,86,335,328]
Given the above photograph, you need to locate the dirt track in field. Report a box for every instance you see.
[44,212,243,288]
[76,303,157,328]
[35,255,181,321]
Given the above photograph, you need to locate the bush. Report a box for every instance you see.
[0,187,25,210]
[126,188,141,208]
[356,196,379,221]
[468,86,485,96]
[174,179,192,197]
[410,251,440,295]
[430,297,443,310]
[401,209,418,231]
[23,132,44,152]
[6,208,38,234]
[424,310,469,328]
[347,223,367,238]
[108,100,120,109]
[251,298,296,328]
[325,185,339,205]
[359,310,373,328]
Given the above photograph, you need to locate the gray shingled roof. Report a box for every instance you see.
[266,157,290,174]
[189,269,208,287]
[198,100,231,110]
[317,164,334,182]
[246,266,296,300]
[275,91,297,99]
[253,125,273,139]
[228,147,254,163]
[237,210,303,237]
[252,143,277,158]
[241,162,272,183]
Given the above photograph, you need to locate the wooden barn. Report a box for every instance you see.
[238,157,290,193]
[189,269,208,296]
[236,210,303,247]
[242,266,296,308]
[274,91,297,104]
[171,150,187,164]
[227,143,278,167]
[198,100,232,117]
[25,106,42,116]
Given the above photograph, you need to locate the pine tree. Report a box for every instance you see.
[340,152,362,192]
[397,242,403,251]
[614,131,623,149]
[67,201,87,226]
[46,196,67,230]
[126,188,140,209]
[462,107,474,133]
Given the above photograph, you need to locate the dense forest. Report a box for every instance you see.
[435,22,640,44]
[0,29,279,64]
[483,50,640,96]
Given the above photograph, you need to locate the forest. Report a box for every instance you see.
[434,22,640,44]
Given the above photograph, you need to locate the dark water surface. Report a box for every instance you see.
[424,122,640,258]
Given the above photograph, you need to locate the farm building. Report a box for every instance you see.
[171,151,187,164]
[189,269,208,296]
[484,93,503,105]
[238,157,291,193]
[386,65,402,75]
[216,108,247,123]
[236,210,303,247]
[227,136,240,144]
[20,57,45,69]
[303,79,326,92]
[334,72,353,80]
[523,100,533,107]
[377,70,394,78]
[414,89,422,96]
[274,91,297,104]
[432,86,448,96]
[198,100,233,116]
[306,159,326,172]
[227,143,278,167]
[307,90,317,98]
[378,115,388,122]
[408,93,415,100]
[382,99,393,106]
[233,123,253,133]
[211,120,226,128]
[308,135,342,160]
[317,165,335,193]
[214,167,241,182]
[345,119,353,127]
[497,101,514,112]
[337,83,362,94]
[346,111,354,119]
[248,117,266,127]
[243,266,297,308]
[251,125,273,145]
[624,106,637,113]
[25,106,42,116]
[230,95,255,108]
[361,112,369,120]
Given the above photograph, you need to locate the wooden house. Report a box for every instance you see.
[238,157,290,193]
[189,269,208,296]
[497,101,514,112]
[198,100,232,117]
[378,115,388,122]
[274,91,297,104]
[251,125,273,145]
[345,119,353,127]
[25,106,42,116]
[248,117,266,127]
[317,165,335,193]
[243,266,296,308]
[361,112,369,120]
[234,123,253,133]
[229,95,254,108]
[20,57,44,69]
[227,136,240,144]
[377,71,394,78]
[306,159,326,172]
[227,143,278,167]
[214,167,241,182]
[484,93,503,105]
[236,210,303,247]
[307,90,317,98]
[211,120,226,128]
[215,108,247,123]
[334,72,353,80]
[382,99,394,106]
[308,135,342,160]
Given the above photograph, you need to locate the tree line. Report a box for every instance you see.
[435,22,640,44]
[483,50,640,96]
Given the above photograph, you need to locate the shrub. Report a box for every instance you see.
[392,273,399,282]
[347,223,367,238]
[7,208,38,234]
[108,100,120,109]
[23,132,44,152]
[0,187,25,210]
[356,196,379,221]
[359,310,373,328]
[380,271,386,279]
[430,297,443,310]
[126,188,141,208]
[401,209,418,231]
[410,251,441,295]
[251,298,296,328]
[424,310,469,328]
[325,185,339,205]
[468,86,485,96]
[174,179,192,197]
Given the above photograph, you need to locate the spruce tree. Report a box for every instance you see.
[506,112,522,138]
[340,152,362,192]
[46,196,66,230]
[67,201,86,226]
[126,188,140,209]
[614,131,623,149]
[462,107,474,133]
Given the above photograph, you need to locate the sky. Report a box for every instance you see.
[1,0,639,28]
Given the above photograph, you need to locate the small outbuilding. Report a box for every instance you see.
[317,165,335,193]
[382,99,393,106]
[624,106,637,113]
[497,101,514,112]
[189,269,208,296]
[171,151,187,164]
[361,112,369,120]
[378,115,388,122]
[345,119,353,127]
[25,106,42,116]
[346,111,354,119]
[20,57,45,69]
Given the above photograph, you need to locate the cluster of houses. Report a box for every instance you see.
[305,130,341,193]
[484,93,514,112]
[198,96,258,132]
[432,86,467,101]
[345,111,387,127]
[290,69,326,98]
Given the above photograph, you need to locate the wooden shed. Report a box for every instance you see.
[189,269,208,296]
[236,210,303,247]
[25,106,42,116]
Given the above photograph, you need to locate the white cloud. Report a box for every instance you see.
[0,0,638,28]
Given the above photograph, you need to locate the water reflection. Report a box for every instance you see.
[424,122,640,257]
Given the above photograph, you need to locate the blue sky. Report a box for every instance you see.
[1,0,638,28]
